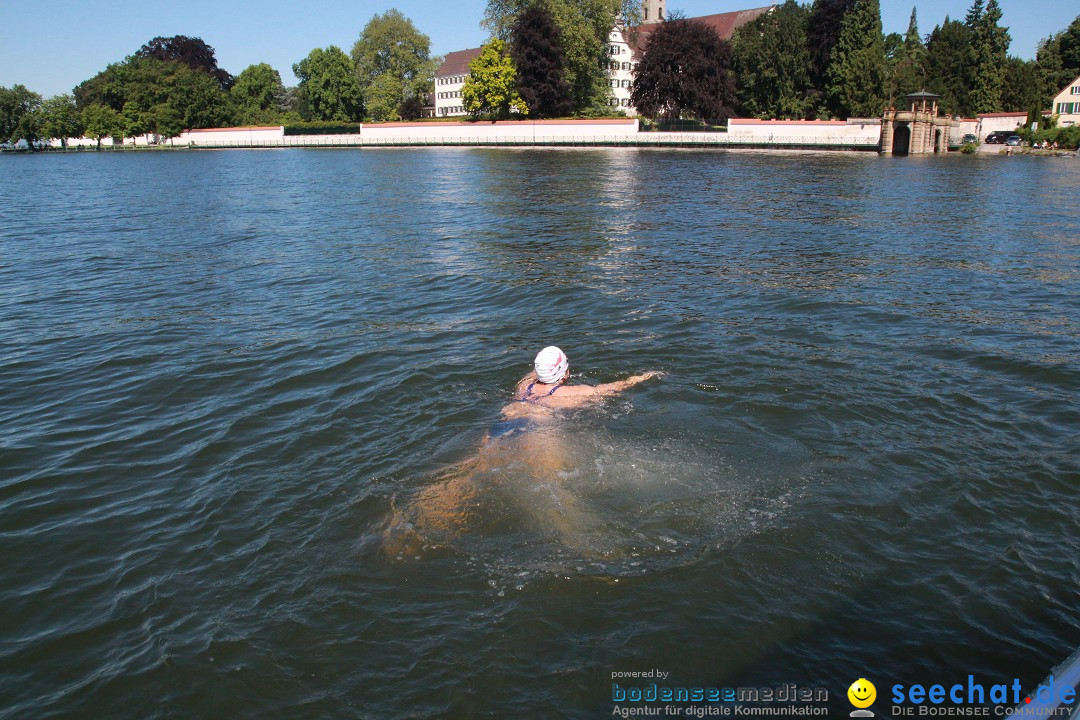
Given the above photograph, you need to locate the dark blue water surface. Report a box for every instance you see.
[0,149,1077,719]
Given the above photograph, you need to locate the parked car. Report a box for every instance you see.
[985,130,1015,144]
[961,134,979,144]
[1005,135,1022,146]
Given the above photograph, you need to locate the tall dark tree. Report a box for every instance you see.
[1034,14,1080,106]
[807,0,857,104]
[825,0,886,117]
[1060,14,1080,77]
[1000,57,1042,112]
[631,16,736,121]
[510,4,572,118]
[136,36,233,90]
[888,7,929,103]
[731,0,814,119]
[484,0,640,112]
[925,17,973,115]
[966,0,1010,112]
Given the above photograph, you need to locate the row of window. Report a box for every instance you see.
[610,79,632,89]
[438,75,466,85]
[438,91,462,99]
[608,98,633,107]
[608,45,626,55]
[439,106,466,115]
[609,61,639,73]
[1056,102,1080,114]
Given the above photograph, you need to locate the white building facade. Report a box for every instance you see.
[1051,74,1080,127]
[434,48,482,117]
[605,27,640,113]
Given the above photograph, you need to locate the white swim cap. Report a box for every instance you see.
[534,346,569,384]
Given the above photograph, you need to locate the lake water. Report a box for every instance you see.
[0,148,1077,719]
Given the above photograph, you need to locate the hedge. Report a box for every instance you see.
[283,122,363,136]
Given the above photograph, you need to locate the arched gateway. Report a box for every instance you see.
[880,91,957,155]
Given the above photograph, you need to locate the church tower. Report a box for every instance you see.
[642,0,664,23]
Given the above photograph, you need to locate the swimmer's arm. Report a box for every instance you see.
[560,371,663,399]
[594,371,663,395]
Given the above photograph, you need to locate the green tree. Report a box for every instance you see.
[1033,15,1080,109]
[1000,57,1042,112]
[511,4,572,118]
[81,104,124,148]
[483,0,640,113]
[462,39,528,120]
[825,0,886,117]
[926,17,973,115]
[40,94,84,148]
[293,46,364,121]
[807,0,858,108]
[888,8,929,104]
[1060,14,1080,77]
[731,0,814,119]
[966,0,1010,113]
[75,57,234,132]
[351,9,438,122]
[232,63,287,124]
[0,84,42,143]
[151,104,185,141]
[631,16,737,121]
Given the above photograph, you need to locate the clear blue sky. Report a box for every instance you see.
[1,0,1076,98]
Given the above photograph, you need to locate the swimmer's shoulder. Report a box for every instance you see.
[550,383,602,398]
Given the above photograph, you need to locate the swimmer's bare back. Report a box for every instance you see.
[501,371,663,419]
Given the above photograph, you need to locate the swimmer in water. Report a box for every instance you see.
[491,345,662,439]
[384,346,663,556]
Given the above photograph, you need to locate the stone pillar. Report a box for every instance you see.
[880,113,894,154]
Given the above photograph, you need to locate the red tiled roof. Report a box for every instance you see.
[437,48,483,77]
[977,111,1028,118]
[628,6,774,59]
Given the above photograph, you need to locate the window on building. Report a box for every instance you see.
[1071,86,1080,95]
[621,98,629,107]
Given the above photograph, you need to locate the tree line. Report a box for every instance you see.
[642,0,1080,122]
[0,11,442,148]
[2,1,1079,146]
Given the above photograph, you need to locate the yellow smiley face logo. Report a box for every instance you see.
[848,678,876,708]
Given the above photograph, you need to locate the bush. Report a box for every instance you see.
[283,121,362,135]
[1023,124,1080,150]
[398,96,424,122]
[960,142,978,154]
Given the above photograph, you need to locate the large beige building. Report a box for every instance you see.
[434,48,482,117]
[1051,74,1080,127]
[435,2,772,118]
